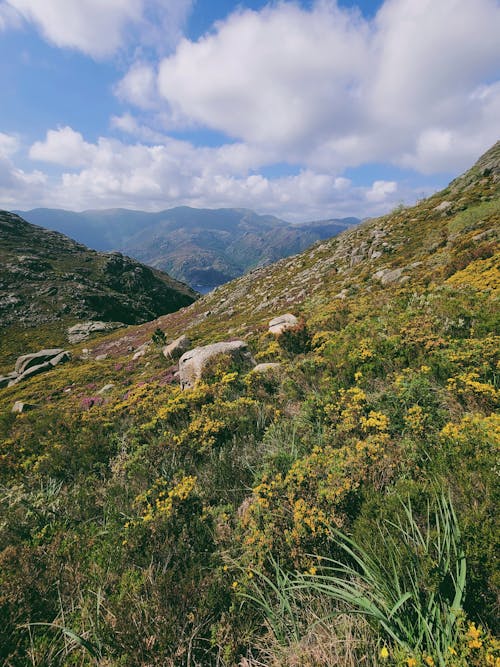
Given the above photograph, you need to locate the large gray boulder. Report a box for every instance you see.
[15,349,69,375]
[7,349,71,387]
[163,335,190,361]
[268,313,298,335]
[179,341,255,390]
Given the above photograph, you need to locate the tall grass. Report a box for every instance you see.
[243,493,466,666]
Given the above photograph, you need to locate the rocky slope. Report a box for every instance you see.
[0,211,197,367]
[0,142,498,667]
[17,206,358,288]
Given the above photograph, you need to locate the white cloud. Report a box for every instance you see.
[9,126,411,219]
[0,132,46,207]
[156,0,500,173]
[30,127,97,168]
[366,180,397,202]
[3,0,193,58]
[114,62,158,109]
[158,3,369,153]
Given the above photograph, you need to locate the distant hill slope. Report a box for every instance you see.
[16,206,359,288]
[0,211,197,362]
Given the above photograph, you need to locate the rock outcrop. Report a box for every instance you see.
[179,341,255,390]
[1,348,71,388]
[67,321,124,344]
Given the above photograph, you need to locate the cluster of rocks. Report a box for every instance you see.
[0,348,71,388]
[176,313,295,390]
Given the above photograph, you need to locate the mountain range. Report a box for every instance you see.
[15,206,359,289]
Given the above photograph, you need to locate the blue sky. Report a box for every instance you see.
[0,0,499,221]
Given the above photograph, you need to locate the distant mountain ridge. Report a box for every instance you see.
[15,206,359,288]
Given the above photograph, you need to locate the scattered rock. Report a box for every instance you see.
[12,401,34,414]
[132,342,150,360]
[163,335,191,361]
[95,354,108,361]
[179,341,255,390]
[434,200,452,212]
[268,313,298,334]
[372,267,404,285]
[67,320,124,344]
[97,383,115,394]
[252,363,281,373]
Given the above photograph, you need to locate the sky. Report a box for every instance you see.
[0,0,499,222]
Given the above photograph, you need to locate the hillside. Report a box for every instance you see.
[0,211,197,368]
[16,206,358,288]
[0,142,499,666]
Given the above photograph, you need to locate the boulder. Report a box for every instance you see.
[163,335,190,361]
[67,320,124,344]
[434,200,452,212]
[6,349,71,386]
[15,348,68,375]
[372,267,404,285]
[179,341,255,390]
[268,313,298,335]
[12,401,34,413]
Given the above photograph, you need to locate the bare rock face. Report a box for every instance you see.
[67,321,124,344]
[268,313,298,335]
[179,341,255,390]
[163,335,191,361]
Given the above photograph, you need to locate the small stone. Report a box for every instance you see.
[252,363,281,373]
[97,383,115,394]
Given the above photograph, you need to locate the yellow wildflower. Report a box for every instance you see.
[424,657,435,667]
[379,646,389,660]
[406,659,417,667]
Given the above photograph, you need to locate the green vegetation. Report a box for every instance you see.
[0,143,499,665]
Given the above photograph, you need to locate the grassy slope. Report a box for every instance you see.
[0,143,498,666]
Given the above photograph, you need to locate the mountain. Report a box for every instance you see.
[0,210,197,365]
[0,143,498,666]
[16,206,359,288]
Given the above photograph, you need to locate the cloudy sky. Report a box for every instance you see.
[0,0,499,221]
